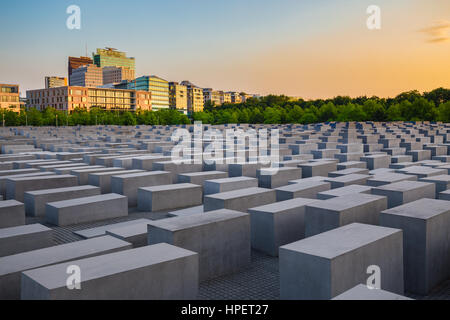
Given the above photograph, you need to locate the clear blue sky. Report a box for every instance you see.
[1,0,449,98]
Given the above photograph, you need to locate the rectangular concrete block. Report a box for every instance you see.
[317,185,373,200]
[0,235,132,299]
[204,187,276,212]
[24,185,101,217]
[0,224,53,258]
[371,181,435,208]
[248,198,319,256]
[0,200,25,228]
[111,171,171,206]
[367,173,417,187]
[6,175,78,202]
[279,223,404,300]
[325,174,370,189]
[148,209,250,281]
[419,175,450,198]
[138,183,202,212]
[21,243,199,300]
[304,193,387,237]
[177,171,228,186]
[45,194,128,226]
[203,176,258,196]
[276,181,331,201]
[380,199,450,295]
[87,169,144,193]
[257,167,302,189]
[361,154,391,170]
[74,219,151,239]
[299,161,337,178]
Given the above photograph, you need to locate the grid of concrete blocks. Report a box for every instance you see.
[0,122,449,300]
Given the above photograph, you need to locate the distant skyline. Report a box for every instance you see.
[1,0,449,98]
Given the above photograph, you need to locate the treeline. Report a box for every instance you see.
[1,88,449,127]
[193,88,450,124]
[0,108,191,126]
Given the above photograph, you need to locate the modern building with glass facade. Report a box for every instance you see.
[68,56,93,84]
[26,86,151,112]
[0,84,21,112]
[93,48,135,76]
[127,76,169,111]
[69,65,103,88]
[169,82,188,114]
[45,77,67,89]
[103,66,135,85]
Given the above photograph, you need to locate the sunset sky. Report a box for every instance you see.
[1,0,449,98]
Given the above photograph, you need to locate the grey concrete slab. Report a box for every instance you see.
[204,187,276,212]
[6,175,78,202]
[275,181,331,201]
[0,224,53,258]
[87,169,144,193]
[148,209,250,281]
[0,235,131,300]
[111,171,171,207]
[73,219,152,239]
[24,185,101,217]
[279,223,403,300]
[257,167,302,189]
[138,183,202,212]
[419,175,450,198]
[304,193,387,236]
[298,161,337,178]
[367,173,417,187]
[203,176,258,196]
[45,194,128,226]
[380,199,450,295]
[371,181,436,208]
[0,200,25,229]
[317,185,373,200]
[248,198,319,256]
[21,243,199,300]
[325,174,371,189]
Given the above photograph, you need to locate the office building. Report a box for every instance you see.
[69,64,103,88]
[68,56,94,82]
[203,88,222,106]
[169,82,188,114]
[180,81,204,113]
[26,86,151,112]
[45,77,67,89]
[128,76,169,111]
[93,48,135,79]
[0,84,21,112]
[103,66,135,85]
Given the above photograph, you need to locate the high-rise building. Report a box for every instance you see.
[169,82,188,114]
[69,65,103,88]
[0,84,21,112]
[203,88,222,106]
[68,56,93,82]
[102,66,135,85]
[180,81,204,113]
[45,76,67,89]
[26,86,151,112]
[93,48,135,77]
[128,76,169,111]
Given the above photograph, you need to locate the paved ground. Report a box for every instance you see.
[26,210,450,301]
